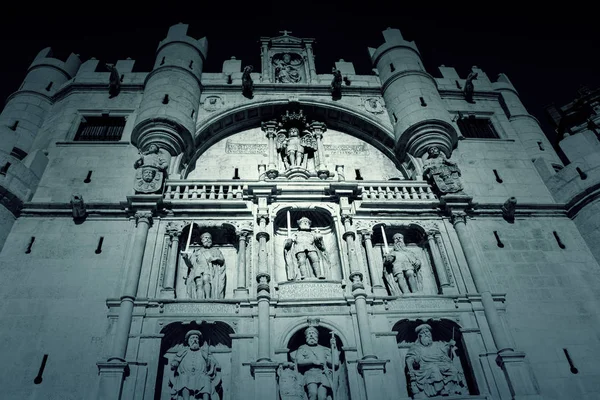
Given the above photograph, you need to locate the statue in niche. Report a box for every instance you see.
[274,53,303,83]
[289,327,340,400]
[105,63,120,98]
[405,324,467,398]
[463,71,478,103]
[284,217,329,280]
[278,362,305,400]
[331,68,342,100]
[242,65,254,99]
[169,330,221,400]
[133,143,170,194]
[383,233,423,295]
[181,232,227,299]
[422,146,464,196]
[277,127,317,169]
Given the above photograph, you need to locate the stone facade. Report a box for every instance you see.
[0,24,599,400]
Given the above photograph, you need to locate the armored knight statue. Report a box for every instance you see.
[181,232,227,299]
[169,330,221,400]
[405,324,467,398]
[276,127,317,169]
[289,327,340,400]
[383,233,422,295]
[284,217,329,280]
[133,143,170,194]
[422,146,464,196]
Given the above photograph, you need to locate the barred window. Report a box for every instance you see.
[457,116,499,139]
[74,116,125,141]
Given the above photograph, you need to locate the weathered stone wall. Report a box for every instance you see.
[0,217,133,399]
[467,216,600,399]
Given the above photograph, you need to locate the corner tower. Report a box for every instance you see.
[132,23,208,158]
[370,28,457,160]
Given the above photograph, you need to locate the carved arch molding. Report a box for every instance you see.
[183,101,399,176]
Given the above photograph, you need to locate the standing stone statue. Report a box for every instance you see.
[284,217,329,280]
[276,127,318,170]
[242,65,254,99]
[169,330,221,400]
[105,63,120,98]
[331,68,342,100]
[133,143,170,194]
[422,146,464,196]
[181,232,227,299]
[289,327,339,400]
[405,324,467,398]
[383,233,422,295]
[463,71,478,103]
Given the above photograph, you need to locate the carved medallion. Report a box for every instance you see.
[363,97,385,114]
[203,96,223,112]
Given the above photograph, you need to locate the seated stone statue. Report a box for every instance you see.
[405,324,467,398]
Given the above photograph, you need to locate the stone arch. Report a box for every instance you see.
[277,318,353,350]
[392,318,477,397]
[180,100,402,178]
[154,320,236,400]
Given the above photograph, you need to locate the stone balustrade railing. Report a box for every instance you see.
[163,180,437,201]
[164,180,246,200]
[359,181,437,201]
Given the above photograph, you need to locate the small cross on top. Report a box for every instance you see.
[279,30,293,36]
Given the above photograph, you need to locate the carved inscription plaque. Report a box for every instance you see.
[163,302,238,314]
[276,281,345,299]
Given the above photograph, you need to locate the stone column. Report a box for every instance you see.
[304,41,317,83]
[360,229,387,296]
[97,210,153,400]
[342,215,388,400]
[449,210,542,399]
[234,230,251,298]
[251,214,279,399]
[310,121,330,179]
[261,120,279,178]
[163,229,180,290]
[426,229,450,288]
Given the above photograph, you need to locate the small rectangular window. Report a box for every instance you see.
[457,116,499,139]
[74,116,125,141]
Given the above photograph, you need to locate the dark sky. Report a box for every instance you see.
[0,2,598,144]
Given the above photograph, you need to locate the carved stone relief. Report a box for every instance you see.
[203,96,224,112]
[363,97,385,114]
[272,53,305,83]
[133,143,171,194]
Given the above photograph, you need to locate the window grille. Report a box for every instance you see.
[74,116,125,141]
[457,116,499,139]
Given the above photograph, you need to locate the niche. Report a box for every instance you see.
[372,225,440,295]
[273,208,342,284]
[280,325,350,400]
[155,321,234,400]
[393,319,477,399]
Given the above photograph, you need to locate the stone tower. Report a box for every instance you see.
[0,24,599,400]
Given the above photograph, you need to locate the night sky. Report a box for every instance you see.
[0,3,598,145]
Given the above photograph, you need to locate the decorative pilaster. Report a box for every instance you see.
[444,196,542,399]
[163,229,180,290]
[96,208,154,400]
[426,229,450,288]
[304,40,317,83]
[234,229,251,298]
[360,229,387,296]
[261,120,279,179]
